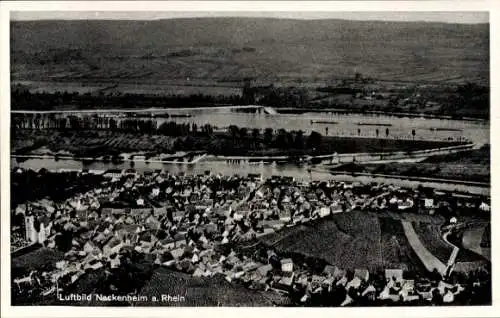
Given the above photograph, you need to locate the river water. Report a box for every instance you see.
[10,108,490,194]
[10,157,489,195]
[163,108,489,143]
[11,157,318,179]
[15,107,489,143]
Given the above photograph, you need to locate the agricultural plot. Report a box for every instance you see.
[137,268,281,306]
[461,223,491,262]
[379,217,426,272]
[265,211,426,271]
[317,137,464,155]
[11,247,65,276]
[454,248,488,263]
[412,222,453,265]
[103,83,242,97]
[356,161,489,183]
[400,221,447,274]
[12,131,178,157]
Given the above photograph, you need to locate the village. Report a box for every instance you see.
[11,168,491,306]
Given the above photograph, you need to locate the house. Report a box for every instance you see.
[323,265,345,279]
[379,286,401,302]
[354,269,369,282]
[330,202,343,214]
[275,273,294,291]
[247,173,262,182]
[319,207,330,218]
[385,269,403,282]
[361,284,376,297]
[110,257,121,269]
[151,188,160,197]
[170,247,184,260]
[242,261,259,273]
[103,237,123,256]
[280,258,294,273]
[103,169,122,179]
[257,264,273,277]
[479,202,490,212]
[401,280,416,297]
[83,241,101,255]
[443,290,455,303]
[398,198,414,210]
[336,276,348,287]
[437,280,454,295]
[310,275,324,288]
[340,294,353,307]
[424,198,435,209]
[84,259,104,271]
[153,207,167,217]
[346,276,362,290]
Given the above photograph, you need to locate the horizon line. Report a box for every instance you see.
[10,11,489,24]
[10,17,490,25]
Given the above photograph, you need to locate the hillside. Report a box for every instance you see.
[10,18,489,85]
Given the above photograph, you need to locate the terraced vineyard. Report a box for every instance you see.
[261,211,430,271]
[379,217,426,272]
[11,247,65,276]
[412,222,453,264]
[137,267,284,306]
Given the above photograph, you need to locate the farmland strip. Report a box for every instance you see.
[401,220,447,275]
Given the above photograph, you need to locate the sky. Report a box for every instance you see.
[10,11,489,24]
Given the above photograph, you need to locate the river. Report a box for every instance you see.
[13,107,489,144]
[10,157,489,195]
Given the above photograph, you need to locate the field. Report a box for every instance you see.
[14,81,242,98]
[379,217,425,271]
[411,221,489,266]
[137,267,287,306]
[422,146,490,165]
[11,129,464,158]
[331,146,490,183]
[11,131,177,157]
[461,223,491,262]
[260,211,427,272]
[11,19,488,85]
[412,222,453,264]
[10,18,489,119]
[11,247,65,277]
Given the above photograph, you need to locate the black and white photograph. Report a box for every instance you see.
[1,2,496,314]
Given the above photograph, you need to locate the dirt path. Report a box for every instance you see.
[401,220,447,275]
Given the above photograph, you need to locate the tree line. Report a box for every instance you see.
[11,89,245,111]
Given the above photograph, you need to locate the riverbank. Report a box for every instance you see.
[12,130,465,159]
[10,158,490,196]
[329,145,490,183]
[278,108,489,122]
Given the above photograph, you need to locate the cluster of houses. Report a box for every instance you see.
[11,168,490,305]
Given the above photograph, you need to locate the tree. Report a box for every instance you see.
[251,128,260,149]
[276,129,288,149]
[239,127,248,140]
[228,125,239,143]
[355,72,362,82]
[307,131,322,149]
[294,130,305,149]
[264,128,274,145]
